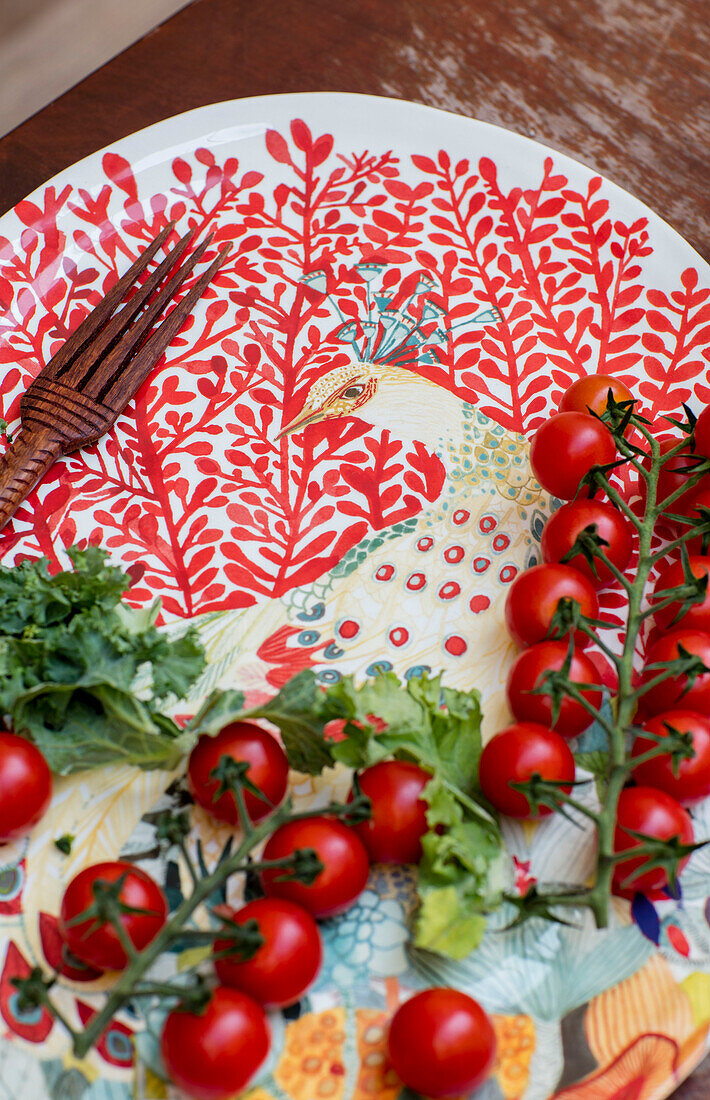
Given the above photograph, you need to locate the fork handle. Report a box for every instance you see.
[0,429,64,533]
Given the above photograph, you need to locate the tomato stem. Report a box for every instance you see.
[576,620,621,666]
[178,840,201,888]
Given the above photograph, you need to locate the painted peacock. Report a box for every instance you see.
[193,264,553,736]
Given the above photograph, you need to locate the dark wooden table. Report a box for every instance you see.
[0,0,708,1096]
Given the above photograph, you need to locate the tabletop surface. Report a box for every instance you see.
[0,0,709,1096]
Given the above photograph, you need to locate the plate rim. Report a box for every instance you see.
[0,90,707,277]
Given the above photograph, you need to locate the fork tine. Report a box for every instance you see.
[56,226,197,387]
[43,221,175,379]
[99,244,232,409]
[76,233,215,402]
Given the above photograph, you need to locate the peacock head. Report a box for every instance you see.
[277,363,443,439]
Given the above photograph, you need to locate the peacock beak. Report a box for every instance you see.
[276,407,325,439]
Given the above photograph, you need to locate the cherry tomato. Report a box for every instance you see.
[387,988,496,1098]
[59,861,167,970]
[638,437,710,517]
[504,563,599,649]
[506,640,602,738]
[351,760,430,863]
[0,733,52,842]
[639,629,710,716]
[160,986,269,1100]
[187,721,289,825]
[632,709,710,805]
[559,374,634,416]
[694,406,710,459]
[260,816,370,918]
[651,556,710,632]
[479,723,575,818]
[613,786,693,899]
[213,897,322,1008]
[530,412,616,500]
[541,499,633,586]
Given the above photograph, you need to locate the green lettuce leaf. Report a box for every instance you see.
[413,774,507,958]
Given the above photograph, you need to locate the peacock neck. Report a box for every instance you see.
[378,379,465,460]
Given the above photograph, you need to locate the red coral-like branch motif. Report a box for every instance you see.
[0,120,707,616]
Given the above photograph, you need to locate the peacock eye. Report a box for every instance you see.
[342,385,365,399]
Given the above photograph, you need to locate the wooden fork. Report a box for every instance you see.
[0,223,230,533]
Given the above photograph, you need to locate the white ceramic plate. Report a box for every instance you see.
[0,93,709,1100]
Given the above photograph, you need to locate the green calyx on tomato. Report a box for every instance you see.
[639,629,710,717]
[651,554,710,632]
[541,499,634,586]
[261,816,369,918]
[632,710,710,805]
[479,723,576,820]
[213,898,322,1008]
[504,563,600,649]
[187,722,289,825]
[558,375,634,418]
[506,640,603,738]
[612,786,697,899]
[59,862,168,971]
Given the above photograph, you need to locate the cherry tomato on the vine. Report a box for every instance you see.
[187,721,289,825]
[59,861,167,971]
[530,412,617,500]
[0,732,52,842]
[541,499,634,586]
[160,986,270,1100]
[613,786,694,899]
[559,374,634,417]
[479,723,575,819]
[387,988,496,1098]
[651,556,710,633]
[506,640,602,738]
[260,816,370,918]
[631,709,710,805]
[504,563,599,649]
[213,897,322,1008]
[639,629,710,716]
[350,760,430,863]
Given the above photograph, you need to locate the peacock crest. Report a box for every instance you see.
[300,262,500,369]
